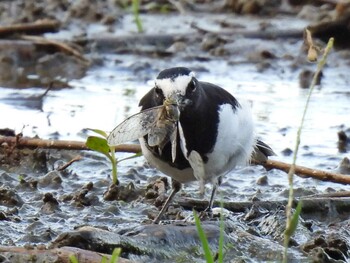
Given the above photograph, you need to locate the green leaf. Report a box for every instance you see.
[86,136,110,155]
[194,211,214,263]
[285,201,303,237]
[86,128,108,138]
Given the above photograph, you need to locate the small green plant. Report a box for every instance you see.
[282,35,334,262]
[194,211,214,263]
[69,247,121,263]
[132,0,143,33]
[193,205,226,263]
[284,201,302,238]
[102,248,122,263]
[85,129,141,184]
[69,254,79,263]
[217,207,225,263]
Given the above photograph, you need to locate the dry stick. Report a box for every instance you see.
[0,19,60,36]
[255,159,350,185]
[1,136,348,184]
[21,35,89,64]
[178,195,350,214]
[57,155,82,171]
[0,136,140,153]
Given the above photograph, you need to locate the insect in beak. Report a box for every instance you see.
[168,93,191,111]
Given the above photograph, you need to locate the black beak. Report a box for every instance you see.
[168,93,191,111]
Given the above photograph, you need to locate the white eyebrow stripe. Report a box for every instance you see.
[155,73,194,98]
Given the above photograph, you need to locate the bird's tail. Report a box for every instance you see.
[252,139,276,162]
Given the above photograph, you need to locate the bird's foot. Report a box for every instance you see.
[198,206,213,221]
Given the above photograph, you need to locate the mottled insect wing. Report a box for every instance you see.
[107,106,163,146]
[148,126,167,147]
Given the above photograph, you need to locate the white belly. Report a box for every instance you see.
[203,102,255,183]
[139,138,195,183]
[139,101,255,185]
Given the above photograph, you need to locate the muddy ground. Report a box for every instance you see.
[1,0,350,262]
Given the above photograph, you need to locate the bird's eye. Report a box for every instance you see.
[154,86,163,96]
[187,80,196,92]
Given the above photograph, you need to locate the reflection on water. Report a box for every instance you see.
[1,16,350,260]
[1,54,349,166]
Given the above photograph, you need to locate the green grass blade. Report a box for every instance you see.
[284,201,302,237]
[283,37,334,262]
[194,211,214,263]
[110,247,121,263]
[132,0,143,33]
[218,206,225,263]
[69,255,79,263]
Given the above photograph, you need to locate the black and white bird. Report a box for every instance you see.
[138,67,275,223]
[108,67,274,223]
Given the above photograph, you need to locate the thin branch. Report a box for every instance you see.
[57,155,82,171]
[21,35,89,64]
[178,195,350,213]
[0,136,140,153]
[256,159,350,185]
[1,136,348,185]
[0,19,60,37]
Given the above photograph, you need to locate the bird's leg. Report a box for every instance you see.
[207,184,218,212]
[206,176,222,211]
[153,179,181,224]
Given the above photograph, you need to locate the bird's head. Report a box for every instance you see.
[153,67,199,111]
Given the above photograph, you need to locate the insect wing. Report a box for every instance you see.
[148,120,176,148]
[148,126,166,147]
[107,106,163,146]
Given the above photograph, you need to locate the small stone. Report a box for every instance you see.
[281,148,293,156]
[256,175,268,185]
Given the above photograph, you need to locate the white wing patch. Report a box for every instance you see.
[187,150,205,195]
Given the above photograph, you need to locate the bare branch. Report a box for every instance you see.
[1,136,348,185]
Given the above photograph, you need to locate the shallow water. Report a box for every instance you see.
[1,11,350,261]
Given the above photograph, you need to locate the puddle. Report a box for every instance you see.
[1,4,350,262]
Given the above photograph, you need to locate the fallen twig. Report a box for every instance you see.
[0,19,60,37]
[178,196,350,214]
[1,136,349,184]
[259,159,350,184]
[57,155,83,171]
[0,136,140,153]
[21,35,89,64]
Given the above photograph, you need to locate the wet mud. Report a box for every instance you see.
[1,0,350,262]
